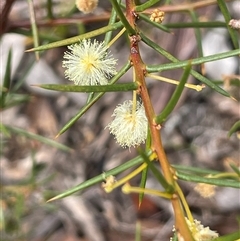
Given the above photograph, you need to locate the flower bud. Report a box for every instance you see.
[76,0,98,14]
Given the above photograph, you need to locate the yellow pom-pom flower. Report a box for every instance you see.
[106,100,148,148]
[63,39,117,86]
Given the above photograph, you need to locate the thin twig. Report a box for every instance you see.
[0,0,16,35]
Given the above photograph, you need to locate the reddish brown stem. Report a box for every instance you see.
[6,14,111,32]
[0,0,16,35]
[125,0,194,240]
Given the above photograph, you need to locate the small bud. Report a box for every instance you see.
[76,0,98,14]
[229,19,240,29]
[150,9,165,23]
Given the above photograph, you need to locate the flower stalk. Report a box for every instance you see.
[122,183,173,199]
[103,163,148,193]
[147,73,205,92]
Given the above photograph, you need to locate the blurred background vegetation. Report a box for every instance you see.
[0,0,239,240]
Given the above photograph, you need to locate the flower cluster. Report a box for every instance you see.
[185,218,219,241]
[150,9,165,23]
[106,100,148,148]
[62,39,117,86]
